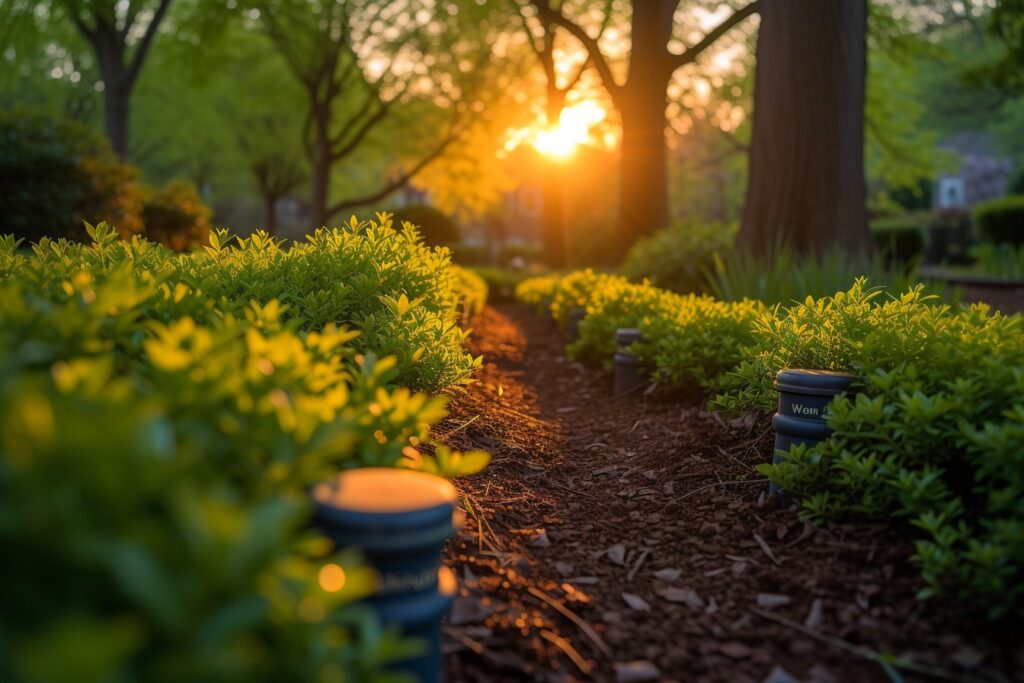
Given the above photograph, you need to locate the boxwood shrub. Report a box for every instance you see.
[870,213,927,263]
[520,271,1024,617]
[0,221,490,680]
[974,195,1024,246]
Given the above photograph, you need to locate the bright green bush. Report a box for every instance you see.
[450,265,488,319]
[0,224,491,680]
[974,195,1024,246]
[620,219,736,293]
[513,273,562,312]
[142,180,212,251]
[6,215,481,392]
[0,107,144,243]
[549,269,627,329]
[716,279,1024,617]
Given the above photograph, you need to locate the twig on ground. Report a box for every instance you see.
[527,586,613,658]
[626,548,651,582]
[550,482,597,498]
[444,626,535,675]
[753,532,782,565]
[749,608,986,683]
[539,628,593,674]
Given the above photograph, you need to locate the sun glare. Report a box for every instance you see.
[531,100,607,159]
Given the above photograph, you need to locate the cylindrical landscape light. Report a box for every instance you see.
[614,328,647,397]
[313,468,460,683]
[770,369,857,494]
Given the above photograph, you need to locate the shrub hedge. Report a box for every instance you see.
[870,213,927,263]
[974,195,1024,246]
[0,107,144,243]
[517,271,1024,618]
[142,180,212,252]
[0,215,489,680]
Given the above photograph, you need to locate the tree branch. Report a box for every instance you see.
[126,0,173,86]
[531,0,623,105]
[670,1,759,70]
[325,123,462,218]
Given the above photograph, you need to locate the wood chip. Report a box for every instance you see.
[805,598,824,628]
[653,567,681,581]
[621,592,651,611]
[606,543,627,565]
[614,660,660,683]
[757,593,792,609]
[719,641,753,658]
[527,529,551,547]
[753,532,782,565]
[657,587,705,609]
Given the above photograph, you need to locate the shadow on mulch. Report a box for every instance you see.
[436,305,1022,683]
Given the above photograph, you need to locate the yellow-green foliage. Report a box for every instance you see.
[717,279,1024,617]
[514,273,562,312]
[0,219,489,679]
[449,264,488,319]
[525,270,1024,616]
[5,215,481,392]
[550,269,627,328]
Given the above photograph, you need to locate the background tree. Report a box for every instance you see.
[738,0,871,256]
[28,0,175,159]
[510,0,601,267]
[540,0,758,252]
[256,0,496,226]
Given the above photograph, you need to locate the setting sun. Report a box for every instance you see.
[532,100,608,159]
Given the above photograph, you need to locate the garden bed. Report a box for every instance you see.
[440,305,1022,683]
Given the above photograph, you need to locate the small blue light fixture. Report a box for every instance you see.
[313,468,461,683]
[770,369,857,494]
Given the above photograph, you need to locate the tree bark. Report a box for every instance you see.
[738,0,870,257]
[310,107,332,226]
[616,0,675,248]
[68,0,174,160]
[544,0,757,256]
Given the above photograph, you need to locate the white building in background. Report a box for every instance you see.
[935,131,1015,209]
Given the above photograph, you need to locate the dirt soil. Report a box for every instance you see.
[436,305,1022,683]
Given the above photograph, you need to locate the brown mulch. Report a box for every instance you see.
[437,305,1022,683]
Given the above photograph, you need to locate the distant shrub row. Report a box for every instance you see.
[0,218,488,680]
[0,107,210,250]
[517,272,1024,618]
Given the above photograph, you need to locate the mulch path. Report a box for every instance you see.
[436,305,1022,683]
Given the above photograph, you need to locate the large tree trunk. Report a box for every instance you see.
[102,79,131,160]
[310,108,332,226]
[618,87,670,252]
[541,165,567,267]
[738,0,870,257]
[616,0,674,253]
